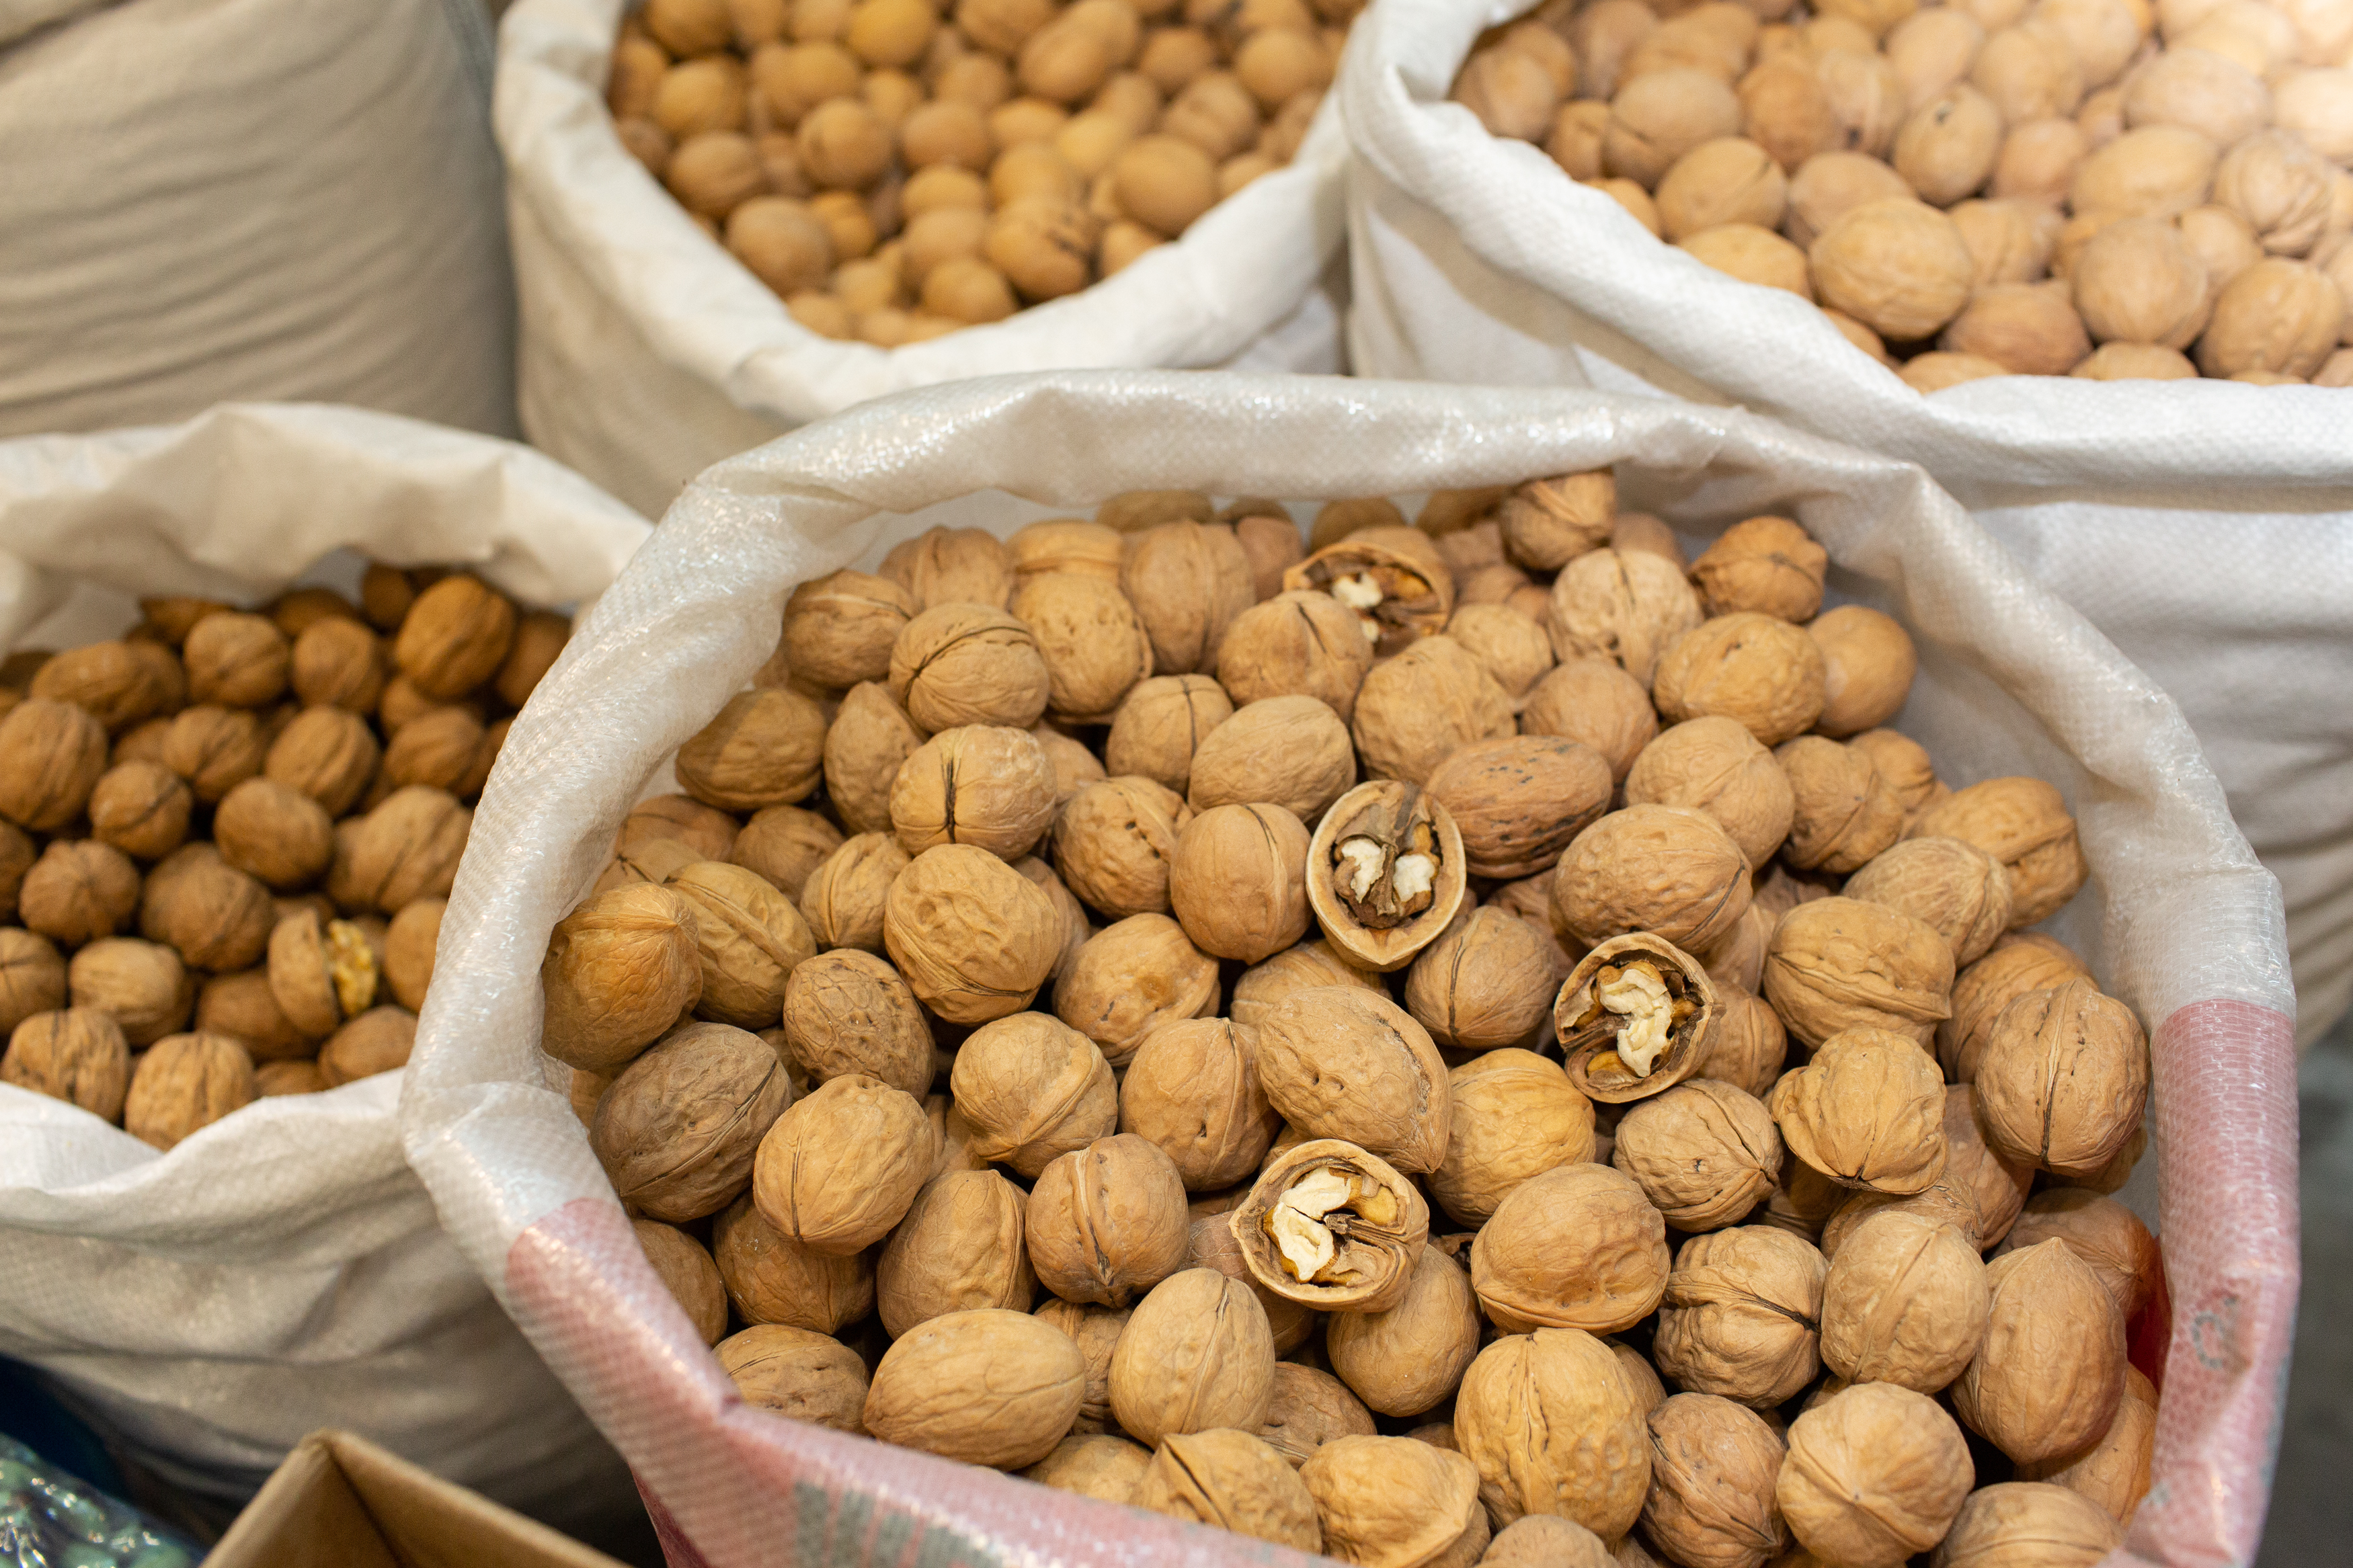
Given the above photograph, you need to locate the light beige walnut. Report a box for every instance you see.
[1545,547,1704,688]
[1119,1016,1280,1192]
[1641,1393,1790,1568]
[1819,1209,1990,1394]
[1952,1239,2128,1465]
[1768,1026,1948,1194]
[717,1323,868,1432]
[1778,1383,1973,1568]
[1026,1132,1191,1307]
[1653,1225,1827,1407]
[1404,907,1563,1054]
[1254,987,1450,1173]
[948,1009,1116,1177]
[876,1168,1037,1336]
[1613,1079,1782,1231]
[1427,735,1615,882]
[1763,897,1954,1050]
[883,845,1060,1023]
[1109,1267,1276,1446]
[864,1307,1084,1468]
[1470,1163,1670,1335]
[1625,717,1794,869]
[1300,1435,1488,1568]
[1325,1245,1483,1419]
[1994,1187,2161,1321]
[1972,977,2148,1180]
[1452,1327,1650,1538]
[1909,777,2087,927]
[1053,913,1220,1068]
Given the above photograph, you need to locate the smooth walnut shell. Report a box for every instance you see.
[1626,717,1795,870]
[948,1009,1117,1177]
[1497,471,1615,572]
[1941,933,2090,1081]
[668,860,816,1028]
[783,569,918,690]
[864,1307,1085,1469]
[1053,913,1220,1068]
[1258,1362,1377,1470]
[1470,1163,1669,1335]
[319,1005,416,1084]
[1654,1226,1828,1408]
[1973,977,2148,1181]
[393,575,516,700]
[1026,1132,1191,1307]
[1134,1428,1322,1551]
[1769,1026,1948,1194]
[1284,526,1456,658]
[1012,573,1154,722]
[1109,1266,1277,1446]
[1120,1017,1280,1191]
[1845,835,2012,967]
[1952,1239,2127,1465]
[1642,1393,1791,1568]
[877,1168,1037,1335]
[889,724,1058,860]
[123,1030,255,1149]
[1053,775,1191,918]
[1555,934,1720,1104]
[1032,1298,1131,1436]
[1546,548,1704,688]
[778,948,930,1096]
[1691,515,1827,622]
[1186,695,1357,821]
[2,1006,130,1120]
[1300,1436,1487,1568]
[194,968,313,1063]
[1444,603,1556,704]
[883,844,1060,1024]
[729,804,842,902]
[1232,1139,1431,1314]
[1482,1516,1614,1568]
[1326,1245,1482,1418]
[637,1218,727,1347]
[1613,1079,1782,1231]
[1995,1188,2161,1322]
[1811,608,1918,738]
[717,1323,868,1432]
[1426,735,1613,882]
[2016,1364,2156,1525]
[541,882,703,1072]
[881,526,1014,611]
[752,1072,929,1253]
[1453,1327,1650,1537]
[28,640,182,733]
[66,938,192,1048]
[1523,660,1660,788]
[1023,1434,1152,1503]
[1930,1481,2122,1568]
[1351,638,1517,788]
[1306,782,1469,973]
[1105,673,1233,794]
[1909,778,2087,927]
[1404,907,1562,1053]
[799,833,908,954]
[822,682,924,837]
[1696,984,1788,1100]
[1168,802,1311,962]
[1229,938,1382,1029]
[1820,1209,1990,1395]
[711,1192,873,1333]
[1654,613,1828,747]
[675,688,826,812]
[1123,520,1257,677]
[1779,1383,1972,1568]
[1763,897,1954,1050]
[1428,1048,1595,1227]
[1551,804,1753,955]
[1254,987,1451,1173]
[590,1020,793,1221]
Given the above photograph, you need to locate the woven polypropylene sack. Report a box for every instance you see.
[399,370,2297,1568]
[0,404,651,1538]
[496,0,1352,518]
[0,0,517,442]
[1340,0,2353,1047]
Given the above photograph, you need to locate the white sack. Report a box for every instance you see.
[1341,0,2353,1045]
[497,0,1352,518]
[0,0,517,440]
[401,371,2297,1568]
[0,403,651,1537]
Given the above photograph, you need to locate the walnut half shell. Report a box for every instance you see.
[1305,781,1468,973]
[1231,1139,1431,1314]
[1554,934,1719,1104]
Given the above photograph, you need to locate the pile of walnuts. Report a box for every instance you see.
[557,484,2159,1567]
[0,568,567,1149]
[1452,0,2353,389]
[608,0,1356,343]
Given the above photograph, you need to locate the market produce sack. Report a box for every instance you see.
[1340,0,2353,1047]
[495,0,1354,519]
[399,370,2295,1568]
[0,0,516,441]
[0,404,651,1538]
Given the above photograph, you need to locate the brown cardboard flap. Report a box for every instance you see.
[204,1431,628,1568]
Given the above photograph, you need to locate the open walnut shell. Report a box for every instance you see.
[1281,526,1455,657]
[1305,782,1469,973]
[1553,934,1719,1104]
[1230,1139,1431,1314]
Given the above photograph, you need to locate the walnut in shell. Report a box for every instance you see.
[1550,804,1753,954]
[947,1009,1117,1177]
[266,909,376,1038]
[665,860,814,1028]
[1121,520,1256,676]
[1167,803,1311,962]
[1909,777,2087,927]
[1231,1139,1431,1313]
[752,1072,929,1253]
[881,526,1014,610]
[87,761,193,862]
[1257,1362,1378,1469]
[392,575,516,700]
[876,1169,1037,1335]
[728,804,843,901]
[1612,1079,1782,1231]
[66,938,192,1047]
[1810,606,1918,737]
[1253,987,1451,1173]
[1228,938,1382,1029]
[864,1307,1084,1469]
[1053,913,1220,1068]
[1690,515,1828,622]
[22,840,141,948]
[799,832,908,954]
[1008,520,1123,585]
[1108,1267,1276,1446]
[1012,572,1155,722]
[1185,694,1357,821]
[1768,1026,1948,1194]
[1952,1239,2127,1465]
[1021,1434,1152,1503]
[1975,978,2148,1182]
[1404,907,1562,1053]
[1452,1327,1650,1537]
[674,688,827,811]
[1104,673,1234,793]
[711,1192,874,1333]
[1350,638,1517,787]
[776,948,930,1097]
[1444,603,1556,704]
[1642,1393,1790,1568]
[618,794,738,864]
[1523,658,1661,785]
[1119,1017,1279,1192]
[1820,1209,1990,1395]
[183,613,289,708]
[781,569,918,690]
[1554,934,1720,1104]
[1470,1163,1669,1335]
[1427,1048,1595,1228]
[1995,1188,2161,1321]
[1305,782,1468,973]
[1776,735,1907,874]
[1778,1383,1972,1568]
[1762,897,1954,1050]
[1299,1436,1487,1568]
[589,1020,792,1221]
[1653,612,1829,746]
[1052,774,1191,917]
[1134,1428,1322,1552]
[821,682,924,837]
[1214,591,1378,723]
[717,1324,869,1433]
[2016,1365,2157,1525]
[1497,471,1616,571]
[541,883,703,1071]
[1696,984,1788,1100]
[1283,526,1457,657]
[1653,1225,1828,1408]
[883,844,1060,1023]
[1324,1245,1482,1418]
[318,1004,417,1085]
[1546,547,1704,688]
[2,1007,130,1121]
[1625,716,1795,870]
[1932,1481,2123,1568]
[888,723,1058,860]
[1940,932,2090,1081]
[885,603,1051,733]
[1026,1133,1191,1307]
[123,1030,255,1149]
[325,786,471,916]
[1845,835,2013,967]
[1425,735,1613,882]
[637,1218,727,1346]
[1032,1297,1131,1436]
[141,842,274,971]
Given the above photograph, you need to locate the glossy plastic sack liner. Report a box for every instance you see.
[495,0,1351,518]
[401,372,2297,1568]
[0,404,650,1538]
[1341,0,2353,1048]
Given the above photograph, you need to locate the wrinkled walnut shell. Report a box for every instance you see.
[1232,1138,1431,1314]
[1554,934,1719,1104]
[1305,781,1469,973]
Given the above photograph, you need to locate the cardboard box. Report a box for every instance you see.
[204,1430,629,1568]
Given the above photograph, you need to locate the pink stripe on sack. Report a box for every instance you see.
[509,1198,1332,1568]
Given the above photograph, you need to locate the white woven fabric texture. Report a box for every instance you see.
[0,403,651,1532]
[495,0,1352,518]
[1341,0,2353,1046]
[399,371,2292,1568]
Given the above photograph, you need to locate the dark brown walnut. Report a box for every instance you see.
[1910,777,2088,928]
[1641,1393,1791,1568]
[888,723,1058,860]
[493,610,567,709]
[212,778,334,892]
[1215,590,1377,723]
[777,948,930,1096]
[1845,835,2013,967]
[182,613,290,708]
[1975,977,2147,1182]
[1941,932,2091,1082]
[1653,1225,1829,1409]
[864,1307,1086,1470]
[1546,547,1704,688]
[1404,907,1562,1053]
[1953,1239,2128,1466]
[1121,520,1257,677]
[783,569,919,690]
[2,1007,130,1120]
[1254,987,1451,1173]
[590,1020,791,1222]
[1554,934,1719,1104]
[1190,1210,1321,1356]
[877,1169,1037,1336]
[674,688,827,811]
[1186,695,1357,821]
[123,1030,255,1147]
[713,1191,875,1333]
[948,1009,1117,1177]
[1284,526,1456,657]
[822,682,924,837]
[1425,735,1613,882]
[194,969,315,1062]
[1109,1268,1278,1448]
[717,1323,867,1429]
[1326,1245,1482,1419]
[1769,1026,1948,1194]
[2016,1364,2158,1523]
[28,640,182,733]
[1012,573,1154,722]
[1008,520,1123,586]
[1613,1079,1782,1231]
[1932,1481,2123,1568]
[882,843,1060,1024]
[1429,1048,1595,1227]
[1232,1139,1431,1314]
[266,908,376,1038]
[1995,1188,2161,1322]
[798,832,907,954]
[0,698,108,831]
[1306,782,1469,973]
[728,804,842,902]
[1470,1163,1670,1335]
[326,787,471,916]
[21,839,142,948]
[141,843,274,971]
[65,938,191,1047]
[1819,1208,1991,1395]
[541,882,703,1072]
[288,618,385,713]
[379,706,488,794]
[254,1059,326,1097]
[1105,673,1233,794]
[1690,515,1829,624]
[1167,802,1311,963]
[1453,1326,1650,1538]
[1053,913,1220,1067]
[1027,1132,1191,1307]
[1053,774,1191,918]
[1654,613,1829,747]
[319,1004,417,1085]
[1133,1428,1322,1553]
[752,1072,930,1253]
[161,705,268,804]
[1696,983,1788,1100]
[1120,1017,1280,1192]
[1021,1434,1152,1503]
[1497,470,1616,571]
[1550,804,1753,955]
[1778,1383,1973,1567]
[1625,716,1794,870]
[1228,938,1382,1029]
[1480,1516,1615,1568]
[1033,1298,1131,1436]
[1257,1362,1378,1468]
[885,603,1051,734]
[1300,1436,1487,1568]
[1351,637,1517,788]
[879,526,1014,611]
[392,575,516,700]
[265,706,379,817]
[1777,735,1907,874]
[1763,897,1954,1050]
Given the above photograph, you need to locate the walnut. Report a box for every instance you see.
[1482,1516,1614,1568]
[1008,519,1124,585]
[266,909,376,1037]
[1775,736,1907,873]
[877,1168,1037,1335]
[1935,1481,2124,1566]
[1972,977,2148,1180]
[1423,736,1613,883]
[729,804,842,901]
[886,723,1058,862]
[663,860,815,1028]
[255,1059,327,1097]
[1640,1393,1790,1568]
[194,968,314,1062]
[161,705,268,804]
[1809,606,1917,737]
[1191,1208,1321,1355]
[1113,518,1254,678]
[541,883,703,1071]
[182,613,290,709]
[1257,1362,1378,1469]
[1653,612,1828,747]
[1825,1083,2034,1257]
[493,609,567,709]
[1546,547,1704,688]
[1032,1296,1131,1435]
[1186,695,1357,821]
[820,683,923,837]
[1778,1383,1972,1567]
[1769,1026,1948,1194]
[1470,1163,1669,1334]
[1324,1245,1482,1418]
[1817,1208,1990,1401]
[1051,775,1189,917]
[1552,804,1753,955]
[1689,516,1828,622]
[1995,1188,2161,1321]
[1554,934,1720,1104]
[326,786,471,917]
[1283,526,1455,658]
[1133,1428,1322,1551]
[1497,471,1616,572]
[1022,1433,1152,1502]
[1109,1266,1276,1445]
[883,844,1060,1023]
[1228,938,1382,1029]
[752,1071,929,1252]
[1763,897,1954,1049]
[948,1009,1117,1175]
[1909,777,2087,927]
[264,708,379,817]
[1940,932,2089,1081]
[319,1004,417,1085]
[1104,673,1233,794]
[590,1019,792,1221]
[211,777,335,893]
[1404,908,1562,1054]
[1452,1327,1649,1538]
[776,948,929,1096]
[0,698,108,832]
[1011,573,1154,722]
[675,688,827,811]
[863,1307,1084,1469]
[797,833,907,954]
[0,933,67,1037]
[288,618,385,714]
[1120,1017,1280,1191]
[1844,835,2012,968]
[141,843,274,971]
[1,1007,130,1121]
[392,575,517,700]
[1254,987,1449,1173]
[1216,591,1378,723]
[1053,913,1220,1067]
[1695,983,1788,1100]
[1025,1132,1191,1306]
[2016,1364,2157,1523]
[1522,659,1660,786]
[30,640,184,733]
[1427,1048,1595,1228]
[1351,638,1517,786]
[783,570,919,689]
[1652,1225,1827,1407]
[0,823,32,927]
[1300,1436,1487,1568]
[1624,717,1794,870]
[121,1030,253,1147]
[1613,1079,1782,1231]
[716,1323,867,1430]
[21,839,142,948]
[711,1191,874,1333]
[1232,1138,1430,1313]
[1164,802,1310,962]
[1953,1239,2127,1464]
